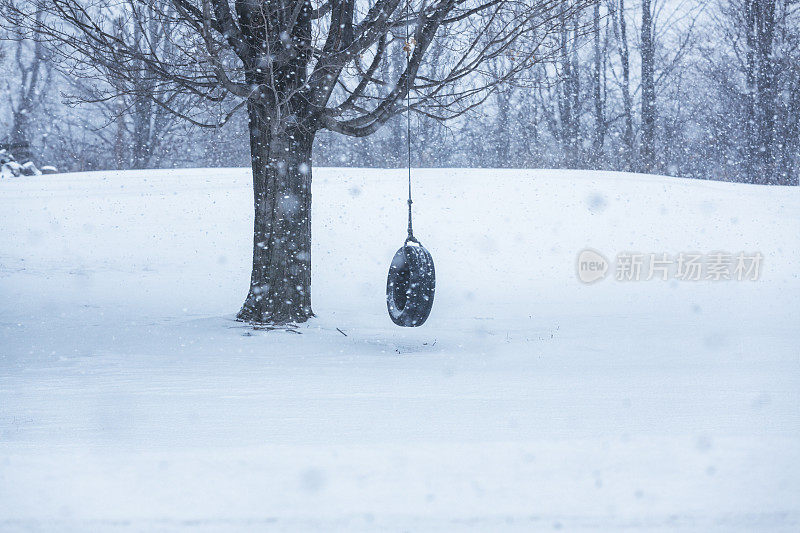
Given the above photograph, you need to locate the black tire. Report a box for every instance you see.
[386,241,435,327]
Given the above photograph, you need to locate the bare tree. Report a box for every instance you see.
[4,8,51,164]
[56,1,197,169]
[590,0,606,163]
[742,0,778,183]
[701,0,800,185]
[609,0,634,170]
[556,6,583,167]
[639,0,656,172]
[5,0,586,324]
[111,2,189,169]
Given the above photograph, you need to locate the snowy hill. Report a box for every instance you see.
[1,168,799,531]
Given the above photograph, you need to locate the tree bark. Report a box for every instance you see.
[237,101,315,325]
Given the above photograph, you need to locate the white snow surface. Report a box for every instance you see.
[1,168,799,532]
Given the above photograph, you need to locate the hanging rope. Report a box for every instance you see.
[404,0,415,242]
[387,0,436,328]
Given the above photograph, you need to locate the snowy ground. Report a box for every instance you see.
[1,168,799,532]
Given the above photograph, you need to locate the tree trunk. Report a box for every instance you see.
[618,0,634,171]
[558,10,580,167]
[494,87,512,167]
[744,0,777,184]
[592,1,605,165]
[131,93,153,169]
[237,102,315,324]
[10,110,33,163]
[640,0,656,173]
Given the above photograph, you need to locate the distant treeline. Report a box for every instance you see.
[1,1,798,185]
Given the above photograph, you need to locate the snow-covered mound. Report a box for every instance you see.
[1,168,799,531]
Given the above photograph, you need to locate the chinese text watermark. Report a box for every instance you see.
[577,250,762,283]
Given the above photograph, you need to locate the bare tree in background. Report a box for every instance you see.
[4,8,51,164]
[557,7,583,167]
[608,0,634,170]
[591,0,606,164]
[704,0,800,185]
[61,1,192,169]
[639,0,656,172]
[4,0,586,324]
[107,1,189,169]
[742,0,778,183]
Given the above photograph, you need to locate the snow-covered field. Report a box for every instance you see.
[1,168,799,532]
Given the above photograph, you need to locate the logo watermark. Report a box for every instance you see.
[577,249,609,283]
[577,249,762,283]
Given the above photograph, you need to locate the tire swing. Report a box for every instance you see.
[386,19,435,327]
[386,232,435,327]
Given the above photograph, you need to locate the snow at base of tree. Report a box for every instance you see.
[0,168,798,531]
